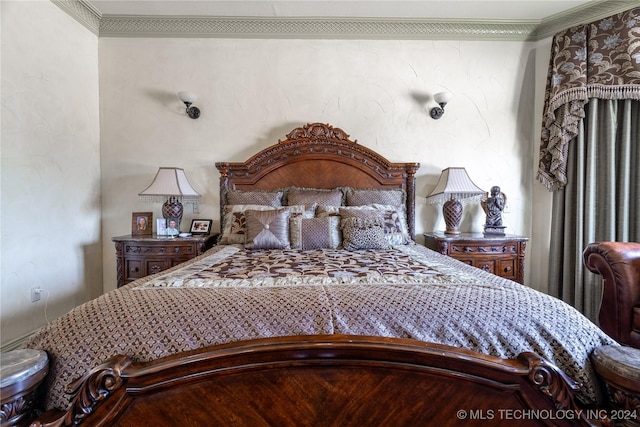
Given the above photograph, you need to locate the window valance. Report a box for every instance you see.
[537,7,640,191]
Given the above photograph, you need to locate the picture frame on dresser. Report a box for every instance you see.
[190,219,213,235]
[156,218,167,236]
[166,217,180,236]
[131,212,152,236]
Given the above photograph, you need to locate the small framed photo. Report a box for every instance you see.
[166,217,180,236]
[156,218,167,236]
[132,212,153,236]
[190,219,213,235]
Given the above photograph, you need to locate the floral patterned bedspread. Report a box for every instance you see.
[135,244,490,288]
[24,244,615,410]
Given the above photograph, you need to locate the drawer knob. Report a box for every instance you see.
[130,267,139,272]
[504,266,512,273]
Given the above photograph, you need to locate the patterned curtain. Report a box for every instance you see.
[537,7,640,191]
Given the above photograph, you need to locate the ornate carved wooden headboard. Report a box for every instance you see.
[215,122,420,238]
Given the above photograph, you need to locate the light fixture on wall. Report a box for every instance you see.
[430,91,452,119]
[426,167,484,235]
[177,91,201,119]
[139,167,201,222]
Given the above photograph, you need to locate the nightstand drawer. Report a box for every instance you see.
[123,243,196,256]
[498,258,516,280]
[473,258,497,275]
[423,232,528,284]
[125,259,145,280]
[147,259,170,275]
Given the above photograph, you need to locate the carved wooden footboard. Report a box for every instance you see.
[32,335,604,427]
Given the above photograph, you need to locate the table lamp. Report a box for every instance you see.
[426,167,484,235]
[139,167,200,222]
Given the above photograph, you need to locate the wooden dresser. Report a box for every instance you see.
[112,234,217,287]
[423,232,529,284]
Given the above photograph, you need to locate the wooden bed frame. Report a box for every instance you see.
[31,123,613,426]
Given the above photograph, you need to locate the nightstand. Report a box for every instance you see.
[0,349,48,427]
[591,345,640,427]
[423,232,529,284]
[112,234,217,287]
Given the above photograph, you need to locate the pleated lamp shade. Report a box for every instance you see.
[139,167,200,221]
[426,167,485,235]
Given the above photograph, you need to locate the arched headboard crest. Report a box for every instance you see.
[215,123,420,238]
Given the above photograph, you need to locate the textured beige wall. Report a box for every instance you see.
[1,1,101,346]
[99,37,544,291]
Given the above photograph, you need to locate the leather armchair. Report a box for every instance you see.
[583,242,640,349]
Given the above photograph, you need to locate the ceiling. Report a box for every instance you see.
[87,0,596,21]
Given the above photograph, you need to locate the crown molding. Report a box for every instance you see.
[52,0,637,42]
[533,0,638,40]
[52,0,101,36]
[98,16,540,41]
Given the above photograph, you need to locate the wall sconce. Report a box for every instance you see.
[430,91,452,119]
[178,91,201,119]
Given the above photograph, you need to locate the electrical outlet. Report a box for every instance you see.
[31,287,42,303]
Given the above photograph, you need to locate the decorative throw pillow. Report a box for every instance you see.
[315,205,340,218]
[219,205,310,245]
[245,209,291,250]
[344,188,406,207]
[225,189,283,207]
[290,203,318,220]
[219,204,277,244]
[286,187,344,207]
[290,216,341,250]
[369,204,411,245]
[339,205,410,245]
[340,215,390,251]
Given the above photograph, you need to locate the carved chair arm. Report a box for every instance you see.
[583,242,640,348]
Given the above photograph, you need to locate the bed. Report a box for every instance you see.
[26,123,618,426]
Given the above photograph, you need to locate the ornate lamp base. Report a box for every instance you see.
[443,199,463,235]
[162,196,184,221]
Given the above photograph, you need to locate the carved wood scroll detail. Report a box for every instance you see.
[452,244,517,254]
[1,390,38,427]
[31,355,131,427]
[521,352,606,427]
[283,122,353,143]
